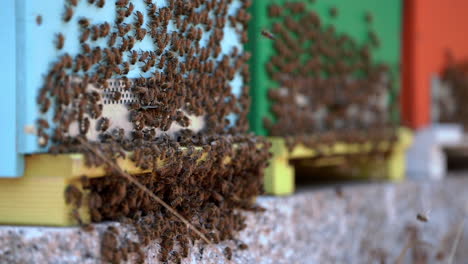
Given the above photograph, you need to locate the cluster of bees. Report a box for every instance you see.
[36,0,253,152]
[65,135,269,263]
[34,0,271,262]
[264,2,398,149]
[439,58,468,129]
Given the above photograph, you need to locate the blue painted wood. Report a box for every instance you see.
[0,0,24,177]
[17,0,245,154]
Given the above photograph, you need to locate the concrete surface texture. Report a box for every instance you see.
[1,176,468,264]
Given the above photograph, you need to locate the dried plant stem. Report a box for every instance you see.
[77,137,212,245]
[447,219,465,264]
[394,238,412,264]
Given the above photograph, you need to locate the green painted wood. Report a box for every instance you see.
[247,0,402,136]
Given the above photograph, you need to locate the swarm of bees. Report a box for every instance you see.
[36,0,268,262]
[264,2,398,151]
[439,58,468,129]
[37,0,254,151]
[81,134,269,263]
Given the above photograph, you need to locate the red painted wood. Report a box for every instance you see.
[402,0,468,129]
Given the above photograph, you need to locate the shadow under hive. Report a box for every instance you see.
[1,0,271,263]
[263,1,398,149]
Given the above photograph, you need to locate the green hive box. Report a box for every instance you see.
[247,0,402,136]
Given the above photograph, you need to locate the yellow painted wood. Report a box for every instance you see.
[264,128,414,195]
[385,128,413,181]
[264,157,294,196]
[24,153,151,179]
[0,175,69,226]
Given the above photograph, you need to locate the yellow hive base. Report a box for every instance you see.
[0,143,264,226]
[264,128,413,195]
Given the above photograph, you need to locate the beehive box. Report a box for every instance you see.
[246,0,408,195]
[247,0,402,136]
[0,0,252,177]
[401,0,468,129]
[0,0,272,233]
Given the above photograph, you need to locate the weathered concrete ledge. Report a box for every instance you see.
[1,177,468,263]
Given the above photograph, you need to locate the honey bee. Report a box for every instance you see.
[64,184,82,207]
[113,91,122,101]
[365,12,373,23]
[129,50,138,64]
[81,43,91,53]
[91,25,100,41]
[37,118,50,129]
[238,243,248,250]
[139,51,149,62]
[97,117,110,132]
[329,7,338,17]
[416,213,428,222]
[223,246,232,260]
[108,32,117,46]
[36,15,42,26]
[68,0,78,6]
[79,117,90,134]
[40,97,51,113]
[78,18,90,28]
[134,11,144,27]
[135,27,147,41]
[80,29,90,43]
[96,0,105,8]
[56,33,65,50]
[115,0,129,8]
[100,22,110,37]
[125,3,134,17]
[121,62,130,74]
[261,30,275,40]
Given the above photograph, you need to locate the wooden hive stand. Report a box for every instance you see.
[264,128,413,195]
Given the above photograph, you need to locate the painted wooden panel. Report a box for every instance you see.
[0,0,24,177]
[402,0,468,129]
[2,0,245,177]
[248,0,402,136]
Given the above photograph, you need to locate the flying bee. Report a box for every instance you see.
[416,213,428,222]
